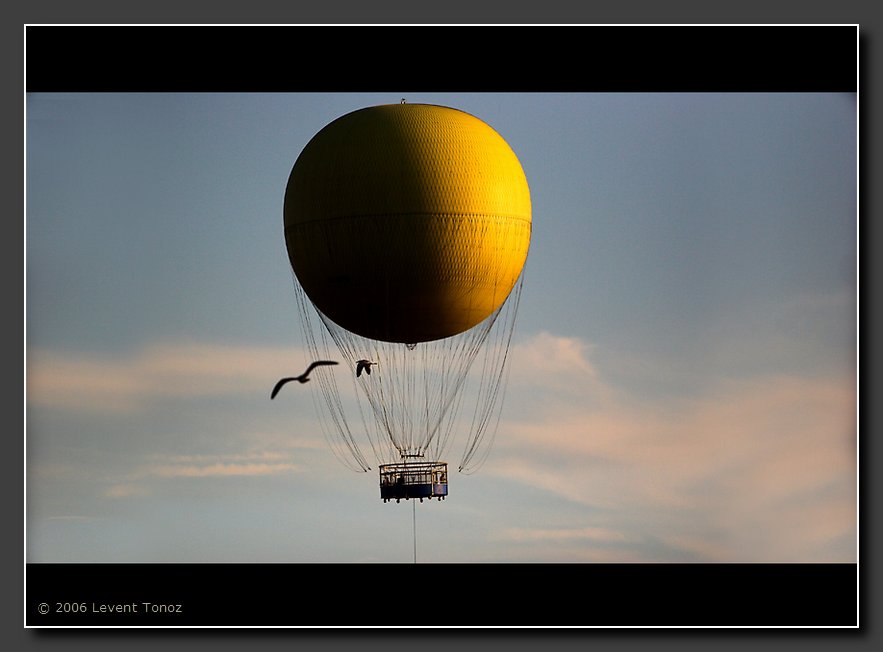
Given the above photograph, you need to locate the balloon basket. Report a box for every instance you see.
[379,461,448,503]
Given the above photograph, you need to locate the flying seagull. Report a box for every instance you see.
[271,360,339,399]
[356,359,377,378]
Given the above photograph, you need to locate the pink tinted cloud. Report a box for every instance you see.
[490,333,856,561]
[27,344,316,412]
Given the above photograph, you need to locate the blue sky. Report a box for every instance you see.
[25,91,856,563]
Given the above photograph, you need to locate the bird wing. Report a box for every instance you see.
[271,377,296,400]
[356,361,365,377]
[304,360,339,376]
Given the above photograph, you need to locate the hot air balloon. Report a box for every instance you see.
[283,103,531,502]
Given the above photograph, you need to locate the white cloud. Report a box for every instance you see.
[510,331,598,378]
[26,343,318,413]
[135,449,305,480]
[143,462,298,478]
[507,332,612,409]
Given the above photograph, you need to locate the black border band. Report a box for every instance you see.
[27,562,858,627]
[25,25,857,93]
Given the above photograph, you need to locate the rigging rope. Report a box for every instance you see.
[291,270,524,473]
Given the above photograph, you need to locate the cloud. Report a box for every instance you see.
[510,331,598,378]
[135,450,303,480]
[507,331,611,407]
[497,526,633,544]
[104,484,151,499]
[44,515,98,522]
[26,343,316,413]
[487,526,651,563]
[33,449,307,505]
[26,333,857,562]
[488,333,857,561]
[143,462,298,478]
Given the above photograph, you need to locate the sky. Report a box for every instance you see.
[25,91,857,564]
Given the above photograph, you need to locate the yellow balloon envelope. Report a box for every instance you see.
[284,103,531,343]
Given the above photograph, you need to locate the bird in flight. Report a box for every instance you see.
[271,360,339,399]
[356,359,377,378]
